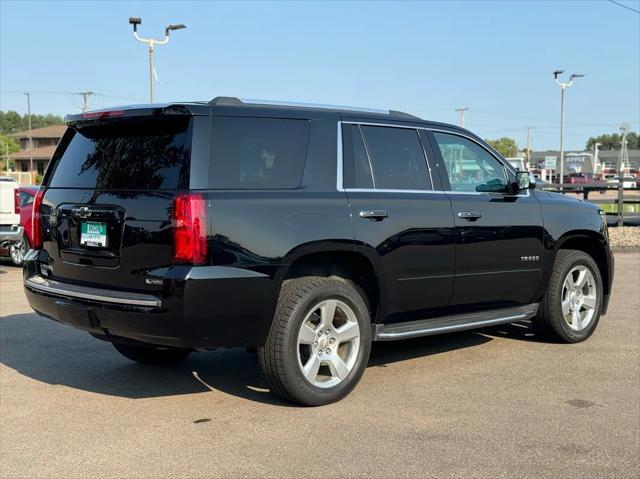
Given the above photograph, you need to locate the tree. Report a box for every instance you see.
[0,134,19,154]
[0,111,24,134]
[586,132,639,151]
[486,137,519,157]
[0,134,19,171]
[0,110,64,135]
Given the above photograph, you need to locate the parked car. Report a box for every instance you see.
[607,176,638,189]
[23,98,614,405]
[0,186,38,265]
[0,176,23,261]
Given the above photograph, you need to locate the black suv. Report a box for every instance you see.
[23,97,614,405]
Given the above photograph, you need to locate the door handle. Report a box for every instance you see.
[359,210,389,221]
[457,211,482,221]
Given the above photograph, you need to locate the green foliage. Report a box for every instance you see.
[35,174,44,185]
[486,137,519,158]
[0,133,20,155]
[0,110,64,135]
[586,132,639,151]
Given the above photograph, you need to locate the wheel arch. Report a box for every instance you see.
[276,244,385,323]
[552,231,611,297]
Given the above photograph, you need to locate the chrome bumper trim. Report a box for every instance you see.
[25,275,161,308]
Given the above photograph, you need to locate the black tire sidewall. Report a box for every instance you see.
[281,279,371,406]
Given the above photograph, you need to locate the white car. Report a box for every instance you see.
[0,177,24,252]
[607,177,637,189]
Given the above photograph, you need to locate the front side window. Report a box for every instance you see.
[342,124,431,191]
[433,132,508,193]
[210,117,310,189]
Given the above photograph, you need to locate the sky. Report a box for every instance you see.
[1,0,639,151]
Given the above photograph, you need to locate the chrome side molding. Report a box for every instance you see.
[373,304,538,341]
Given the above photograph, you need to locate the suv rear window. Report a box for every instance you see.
[209,117,310,189]
[48,116,192,190]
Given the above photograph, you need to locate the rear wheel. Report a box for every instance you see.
[112,342,191,365]
[9,234,29,266]
[259,276,372,406]
[533,249,603,343]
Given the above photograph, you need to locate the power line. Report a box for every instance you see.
[608,0,640,14]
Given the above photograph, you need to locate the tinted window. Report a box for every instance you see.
[210,117,309,189]
[433,132,507,193]
[359,126,431,190]
[20,191,34,207]
[342,124,374,189]
[48,116,191,189]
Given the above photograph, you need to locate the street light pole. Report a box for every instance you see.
[553,70,584,186]
[455,107,469,128]
[24,92,33,177]
[129,17,186,103]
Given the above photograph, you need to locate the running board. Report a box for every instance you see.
[373,304,538,341]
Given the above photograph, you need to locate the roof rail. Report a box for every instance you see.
[208,96,420,119]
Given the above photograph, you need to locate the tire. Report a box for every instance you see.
[258,276,372,406]
[533,249,603,343]
[9,234,29,267]
[112,342,191,365]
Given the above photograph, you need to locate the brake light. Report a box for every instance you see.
[172,193,207,265]
[32,189,45,249]
[14,188,20,214]
[82,109,124,119]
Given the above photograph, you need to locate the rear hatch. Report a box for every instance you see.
[38,108,196,292]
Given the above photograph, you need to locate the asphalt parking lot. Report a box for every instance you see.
[1,253,638,478]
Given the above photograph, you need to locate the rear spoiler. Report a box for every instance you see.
[65,103,209,127]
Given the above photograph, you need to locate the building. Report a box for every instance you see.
[529,149,640,181]
[8,125,67,175]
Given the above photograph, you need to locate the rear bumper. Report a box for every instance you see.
[23,252,279,349]
[0,224,23,244]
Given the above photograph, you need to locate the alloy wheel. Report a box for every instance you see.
[296,299,361,389]
[9,236,28,266]
[561,265,597,331]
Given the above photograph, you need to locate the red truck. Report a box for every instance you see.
[0,185,38,266]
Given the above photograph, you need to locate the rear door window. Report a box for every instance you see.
[356,125,432,190]
[48,116,192,190]
[342,124,374,189]
[209,117,310,189]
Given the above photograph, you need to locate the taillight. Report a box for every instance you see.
[32,189,45,249]
[14,188,20,214]
[172,193,207,265]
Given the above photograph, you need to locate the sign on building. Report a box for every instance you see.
[544,156,557,170]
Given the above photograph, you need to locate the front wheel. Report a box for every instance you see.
[112,342,191,365]
[259,276,372,406]
[533,249,603,343]
[9,234,29,266]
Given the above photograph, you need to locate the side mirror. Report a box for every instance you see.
[516,171,534,191]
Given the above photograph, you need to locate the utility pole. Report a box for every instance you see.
[617,124,630,227]
[525,127,532,169]
[128,17,186,103]
[24,92,33,177]
[78,91,94,112]
[553,70,584,186]
[455,107,469,128]
[593,142,601,177]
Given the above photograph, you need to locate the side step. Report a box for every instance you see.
[373,304,538,341]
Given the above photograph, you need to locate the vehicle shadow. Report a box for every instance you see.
[0,312,543,405]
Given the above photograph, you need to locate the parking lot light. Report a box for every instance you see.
[128,16,187,103]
